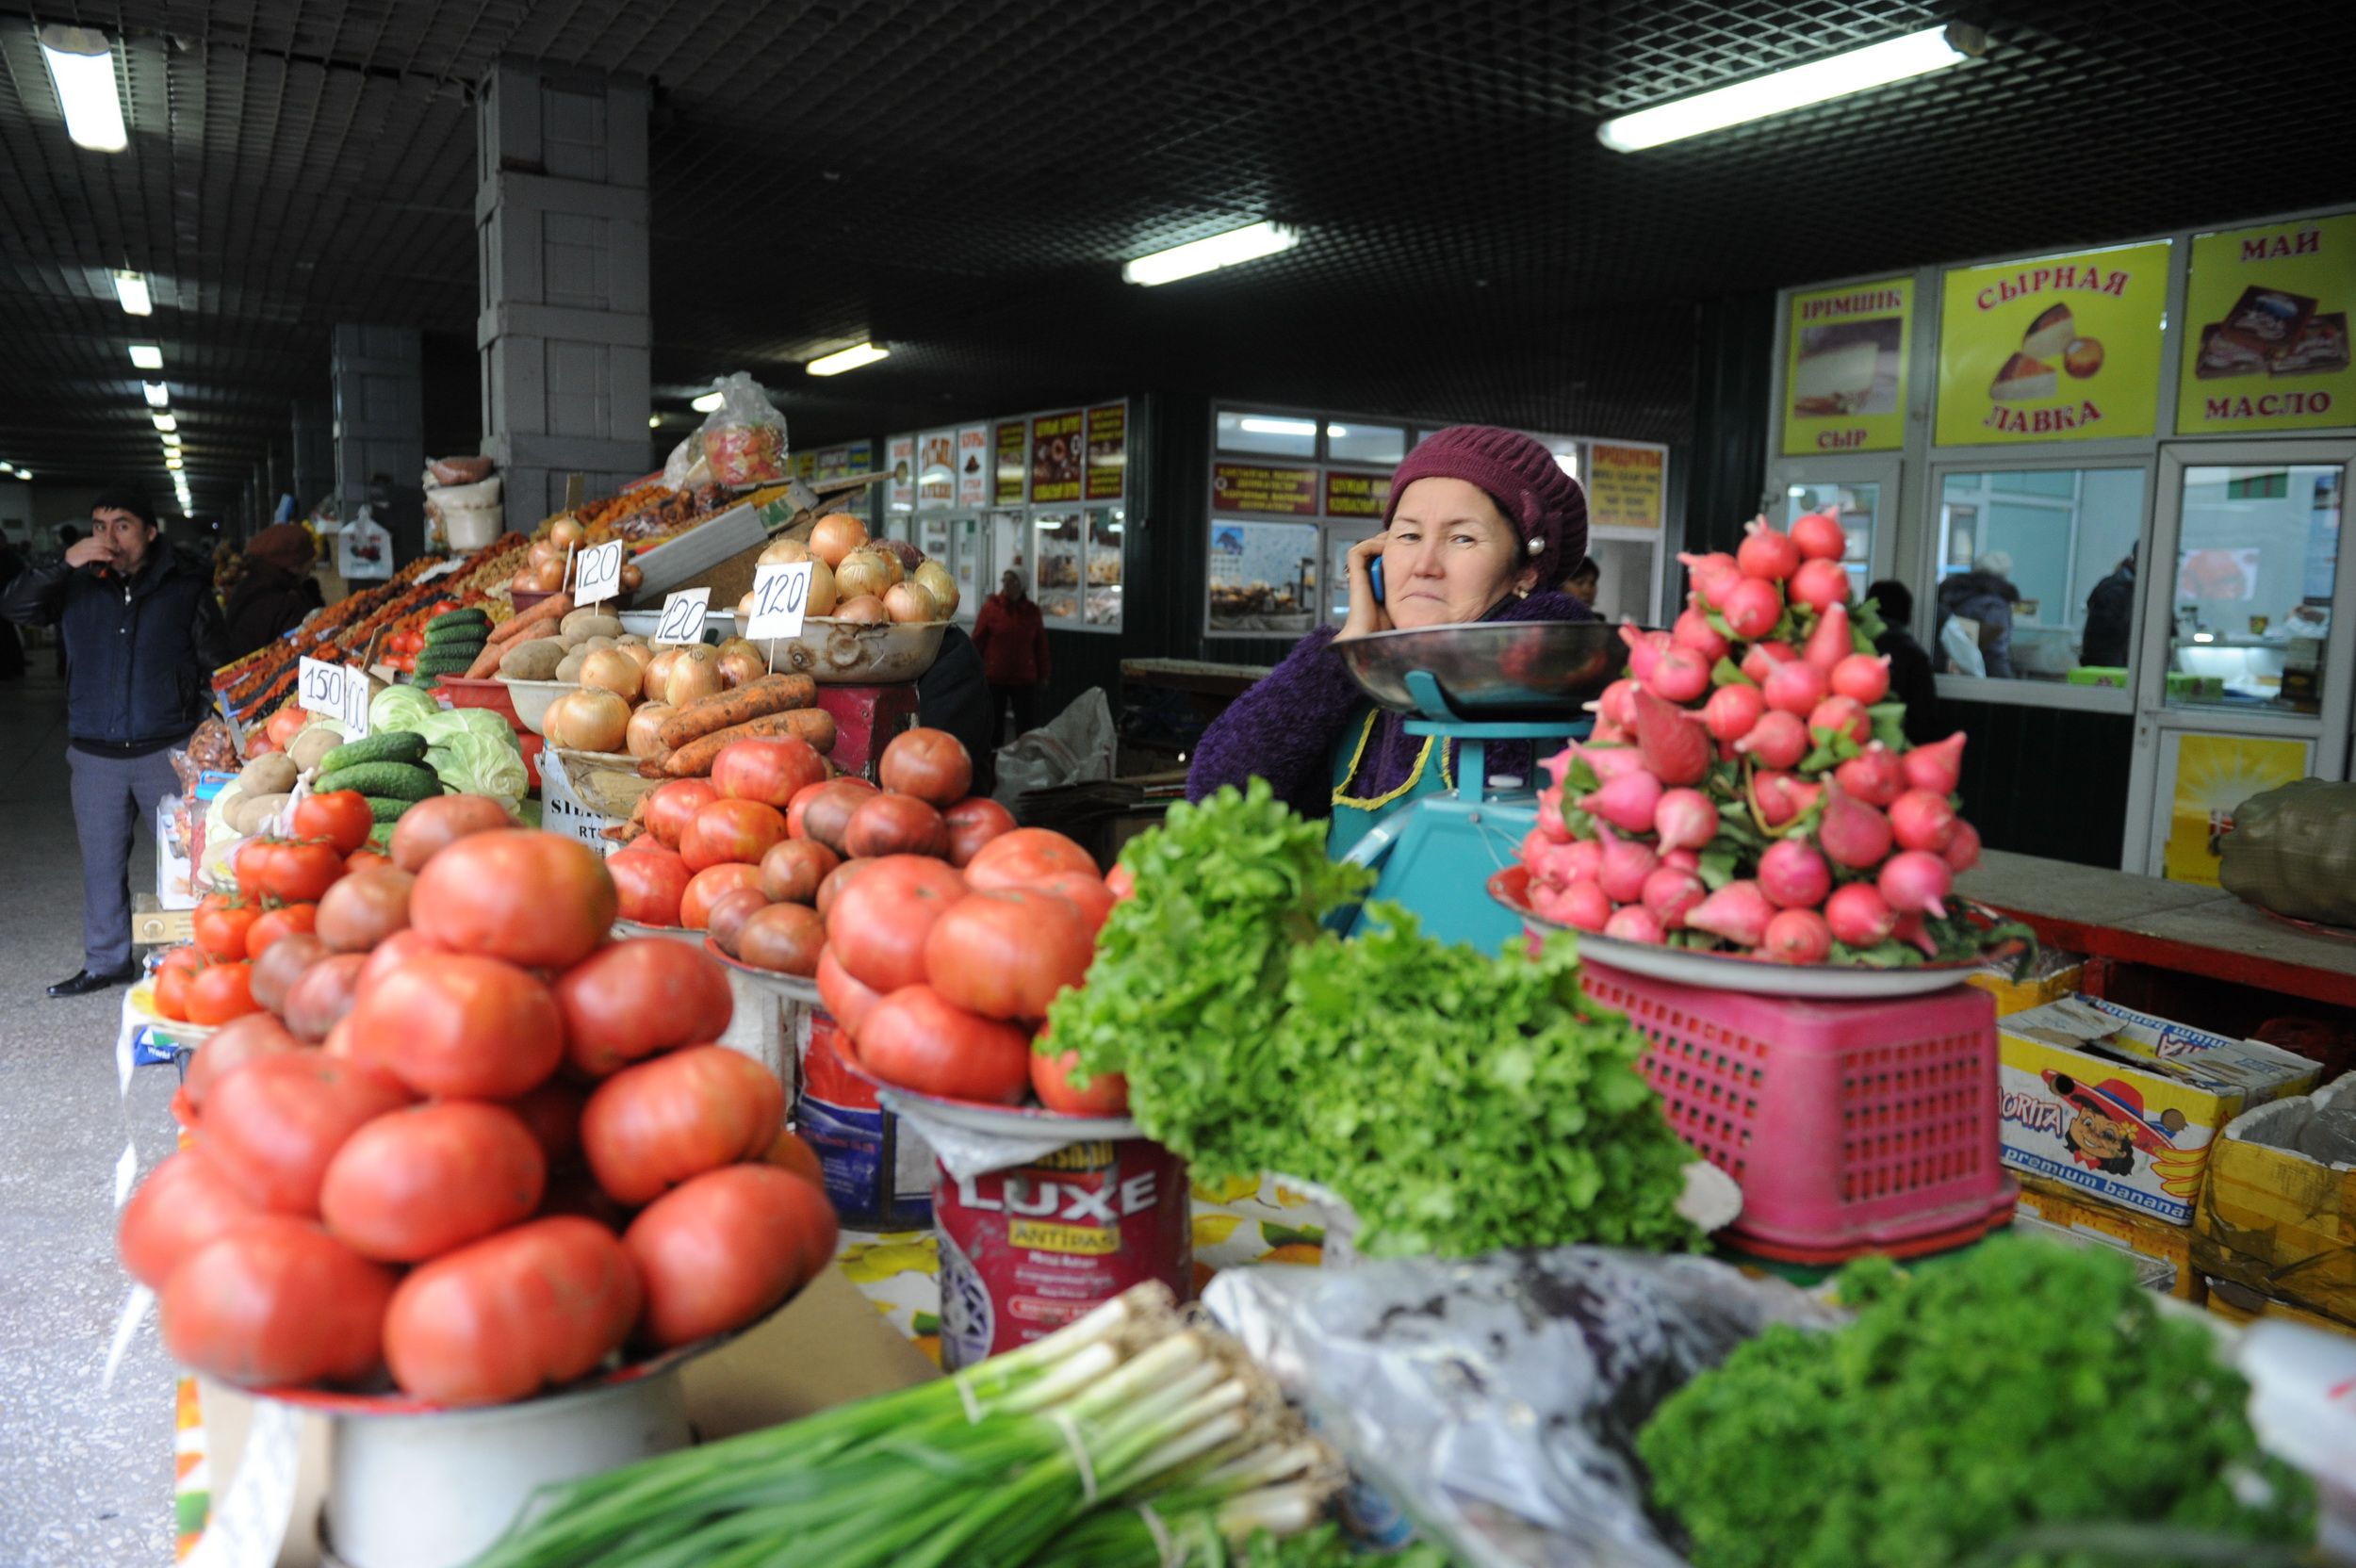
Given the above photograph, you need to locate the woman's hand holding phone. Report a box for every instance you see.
[1334,535,1394,643]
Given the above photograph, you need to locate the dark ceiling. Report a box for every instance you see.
[3,0,2353,520]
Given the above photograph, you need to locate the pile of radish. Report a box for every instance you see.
[119,811,838,1404]
[1518,510,1998,966]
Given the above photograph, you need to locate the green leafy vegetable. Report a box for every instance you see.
[1639,1239,2313,1568]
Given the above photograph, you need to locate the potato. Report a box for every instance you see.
[559,612,622,643]
[230,792,292,836]
[497,639,568,681]
[287,726,341,774]
[238,754,299,796]
[555,650,587,683]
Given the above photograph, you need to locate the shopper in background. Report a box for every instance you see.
[221,521,323,660]
[2080,547,2136,669]
[1,494,230,997]
[971,568,1051,753]
[1934,551,2021,679]
[1560,555,1600,607]
[1187,425,1592,841]
[917,624,999,796]
[1867,579,1949,745]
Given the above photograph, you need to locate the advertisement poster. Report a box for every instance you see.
[1210,463,1318,516]
[994,422,1026,506]
[886,436,915,513]
[1085,403,1128,500]
[1782,276,1912,454]
[2160,731,2313,886]
[2178,214,2356,434]
[1587,445,1664,530]
[814,441,872,482]
[1031,410,1084,503]
[1937,242,2169,446]
[955,425,989,507]
[1207,519,1320,633]
[1323,470,1393,519]
[916,430,956,510]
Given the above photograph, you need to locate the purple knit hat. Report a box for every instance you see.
[1382,426,1588,591]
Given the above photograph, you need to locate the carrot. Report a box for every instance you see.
[488,592,573,645]
[462,640,507,679]
[659,710,836,776]
[655,674,817,752]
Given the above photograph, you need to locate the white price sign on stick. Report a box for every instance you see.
[571,539,627,607]
[298,657,370,738]
[745,562,814,640]
[653,586,712,644]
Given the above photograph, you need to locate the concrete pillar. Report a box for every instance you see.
[292,400,334,515]
[332,325,426,563]
[476,61,651,526]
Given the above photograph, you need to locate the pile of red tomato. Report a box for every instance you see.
[608,727,1128,1117]
[121,805,836,1406]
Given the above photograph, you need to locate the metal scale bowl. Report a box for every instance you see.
[1330,621,1621,950]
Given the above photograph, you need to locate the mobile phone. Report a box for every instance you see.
[1368,557,1385,606]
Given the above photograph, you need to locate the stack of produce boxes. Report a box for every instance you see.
[2194,1073,2356,1334]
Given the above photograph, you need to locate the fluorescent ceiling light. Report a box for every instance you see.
[129,343,163,370]
[1595,24,1980,152]
[1239,416,1317,437]
[39,26,127,154]
[166,456,182,470]
[152,413,176,433]
[143,381,170,407]
[1326,425,1350,437]
[114,270,152,315]
[1123,220,1297,286]
[161,432,181,448]
[691,390,725,414]
[647,414,662,428]
[806,341,890,377]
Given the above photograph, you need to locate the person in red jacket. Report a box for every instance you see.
[970,568,1051,752]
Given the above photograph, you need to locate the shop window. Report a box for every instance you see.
[1085,508,1125,629]
[1324,422,1406,466]
[2165,466,2339,716]
[1326,525,1378,626]
[1035,513,1083,623]
[1207,518,1319,634]
[1933,469,2146,685]
[1785,482,1878,607]
[1216,410,1317,458]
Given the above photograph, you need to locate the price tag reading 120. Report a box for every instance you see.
[571,539,627,608]
[745,562,814,640]
[653,587,712,644]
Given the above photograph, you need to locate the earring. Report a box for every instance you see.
[1514,583,1532,598]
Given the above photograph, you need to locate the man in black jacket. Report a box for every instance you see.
[1868,580,1950,746]
[1,493,230,995]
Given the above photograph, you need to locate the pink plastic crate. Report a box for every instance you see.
[1582,961,2016,1264]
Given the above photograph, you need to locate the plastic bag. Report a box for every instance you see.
[1204,1249,1844,1568]
[1939,612,1987,678]
[337,506,394,581]
[665,373,788,490]
[991,687,1115,804]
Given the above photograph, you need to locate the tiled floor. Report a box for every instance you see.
[0,670,179,1564]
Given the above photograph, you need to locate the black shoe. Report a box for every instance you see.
[48,966,139,998]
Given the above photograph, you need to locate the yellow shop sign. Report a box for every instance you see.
[1782,276,1911,455]
[1937,242,2169,446]
[2178,213,2355,434]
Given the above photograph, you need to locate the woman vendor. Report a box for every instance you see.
[1186,426,1592,848]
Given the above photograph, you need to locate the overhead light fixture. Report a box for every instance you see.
[647,414,662,428]
[1326,424,1350,437]
[806,341,890,377]
[691,390,725,414]
[1123,220,1298,286]
[166,455,183,470]
[39,25,128,154]
[1239,416,1317,437]
[161,432,181,448]
[128,343,162,370]
[114,270,153,315]
[1595,24,1983,152]
[143,381,170,407]
[152,413,176,433]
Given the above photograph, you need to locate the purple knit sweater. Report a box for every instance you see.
[1186,590,1594,819]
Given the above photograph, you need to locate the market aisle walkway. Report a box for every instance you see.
[0,670,178,1564]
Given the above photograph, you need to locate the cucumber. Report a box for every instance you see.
[320,731,428,773]
[425,616,489,645]
[365,796,412,824]
[415,643,486,672]
[318,761,441,802]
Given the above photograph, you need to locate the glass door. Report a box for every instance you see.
[1764,452,1901,628]
[2121,442,2355,880]
[945,514,982,626]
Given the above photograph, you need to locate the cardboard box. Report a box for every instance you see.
[538,749,655,858]
[2014,1174,2202,1301]
[2204,1276,2356,1339]
[1998,994,2321,1226]
[1968,951,2086,1017]
[2193,1074,2356,1328]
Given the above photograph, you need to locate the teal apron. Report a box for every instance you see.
[1326,706,1454,861]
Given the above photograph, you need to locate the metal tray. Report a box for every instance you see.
[1333,620,1622,718]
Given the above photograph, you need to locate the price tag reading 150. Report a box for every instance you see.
[570,539,627,608]
[745,562,814,640]
[653,587,712,644]
[297,657,370,739]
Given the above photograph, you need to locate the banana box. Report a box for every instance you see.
[2193,1074,2356,1329]
[1998,995,2320,1226]
[1967,950,2085,1017]
[2013,1175,2201,1301]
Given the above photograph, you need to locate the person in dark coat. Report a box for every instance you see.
[221,522,324,660]
[1187,426,1593,843]
[2080,548,2136,668]
[971,569,1053,752]
[917,624,999,796]
[1,492,230,995]
[1868,580,1950,745]
[1933,552,2021,678]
